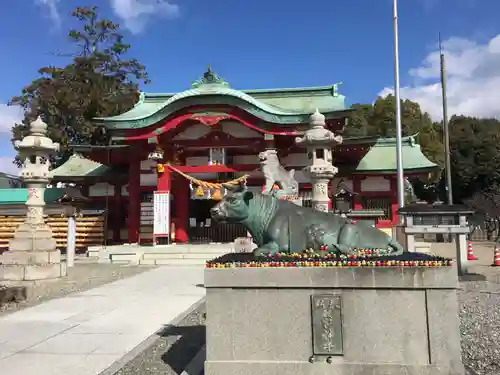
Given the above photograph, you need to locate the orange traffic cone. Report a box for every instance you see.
[492,246,500,267]
[467,240,478,261]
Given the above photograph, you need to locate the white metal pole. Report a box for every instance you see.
[393,0,405,213]
[439,38,453,205]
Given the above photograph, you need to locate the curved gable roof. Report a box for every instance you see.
[95,68,350,129]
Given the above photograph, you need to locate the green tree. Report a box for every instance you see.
[344,103,374,137]
[10,6,150,167]
[344,95,444,169]
[447,115,500,201]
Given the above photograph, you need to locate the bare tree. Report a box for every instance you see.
[465,184,500,242]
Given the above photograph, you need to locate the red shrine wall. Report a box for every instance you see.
[87,156,399,245]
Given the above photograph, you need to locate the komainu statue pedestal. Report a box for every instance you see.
[204,266,464,375]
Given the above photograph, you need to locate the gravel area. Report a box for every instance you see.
[111,303,206,375]
[0,262,155,316]
[460,279,500,375]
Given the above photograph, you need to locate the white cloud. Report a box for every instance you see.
[379,34,500,120]
[0,104,21,175]
[110,0,180,34]
[0,156,20,176]
[34,0,61,28]
[0,104,23,134]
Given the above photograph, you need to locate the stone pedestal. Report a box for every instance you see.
[310,175,334,212]
[1,219,66,281]
[204,267,464,375]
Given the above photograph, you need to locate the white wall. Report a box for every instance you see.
[221,121,261,138]
[360,176,391,192]
[173,124,210,140]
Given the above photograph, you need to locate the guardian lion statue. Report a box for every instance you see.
[210,181,404,256]
[259,149,299,197]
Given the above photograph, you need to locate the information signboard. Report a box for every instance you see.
[153,191,170,237]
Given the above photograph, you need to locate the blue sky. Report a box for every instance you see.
[1,0,499,174]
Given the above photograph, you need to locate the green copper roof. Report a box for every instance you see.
[355,136,436,173]
[94,67,349,129]
[51,153,111,179]
[0,188,66,205]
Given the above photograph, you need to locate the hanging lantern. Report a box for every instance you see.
[195,185,205,197]
[212,187,222,201]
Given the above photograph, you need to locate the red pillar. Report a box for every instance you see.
[389,176,399,224]
[127,160,140,244]
[157,167,171,192]
[352,177,363,210]
[113,184,121,243]
[173,177,189,243]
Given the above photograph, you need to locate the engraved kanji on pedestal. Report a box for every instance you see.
[0,117,67,281]
[311,294,343,356]
[296,109,343,212]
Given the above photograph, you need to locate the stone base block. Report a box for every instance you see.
[0,262,67,281]
[9,223,57,252]
[1,250,61,265]
[9,237,57,252]
[205,362,462,375]
[204,267,464,375]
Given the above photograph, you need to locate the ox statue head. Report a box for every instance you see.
[210,181,254,223]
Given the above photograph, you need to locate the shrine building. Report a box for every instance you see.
[51,68,436,246]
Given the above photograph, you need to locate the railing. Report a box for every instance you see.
[0,214,105,253]
[408,215,499,242]
[361,197,392,220]
[188,223,248,244]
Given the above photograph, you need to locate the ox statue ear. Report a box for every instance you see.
[222,181,247,193]
[222,183,236,192]
[237,180,247,192]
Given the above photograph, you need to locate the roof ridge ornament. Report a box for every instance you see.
[191,65,230,89]
[332,81,343,97]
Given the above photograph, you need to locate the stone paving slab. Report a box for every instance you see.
[0,266,205,375]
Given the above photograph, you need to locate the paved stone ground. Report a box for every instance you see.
[0,261,155,317]
[0,266,204,375]
[110,304,206,375]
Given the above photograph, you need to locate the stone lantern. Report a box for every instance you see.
[0,117,67,281]
[295,109,343,212]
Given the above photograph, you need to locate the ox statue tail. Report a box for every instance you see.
[388,237,404,256]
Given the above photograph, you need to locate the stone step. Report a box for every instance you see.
[139,258,207,266]
[142,252,225,260]
[165,245,234,253]
[107,253,142,265]
[87,250,100,258]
